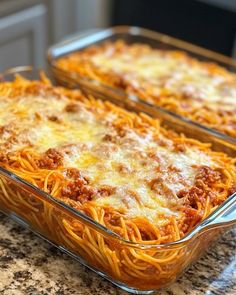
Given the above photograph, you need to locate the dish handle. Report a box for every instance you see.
[198,193,236,233]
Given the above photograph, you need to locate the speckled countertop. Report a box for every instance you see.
[0,212,235,295]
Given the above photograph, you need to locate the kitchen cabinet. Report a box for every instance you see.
[0,0,81,71]
[0,0,110,72]
[0,4,46,71]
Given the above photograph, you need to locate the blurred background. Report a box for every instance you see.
[1,0,236,71]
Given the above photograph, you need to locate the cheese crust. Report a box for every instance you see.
[55,40,236,137]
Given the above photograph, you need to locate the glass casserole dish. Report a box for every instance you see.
[47,26,236,145]
[0,66,236,294]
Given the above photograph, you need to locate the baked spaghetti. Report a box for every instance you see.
[55,40,236,137]
[0,75,235,288]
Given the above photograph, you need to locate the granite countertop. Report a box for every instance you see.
[0,212,235,295]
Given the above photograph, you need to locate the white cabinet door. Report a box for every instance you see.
[0,4,47,71]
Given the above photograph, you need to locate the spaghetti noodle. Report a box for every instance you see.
[55,40,236,137]
[0,75,235,289]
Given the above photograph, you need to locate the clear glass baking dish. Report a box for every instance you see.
[47,26,236,145]
[0,66,236,294]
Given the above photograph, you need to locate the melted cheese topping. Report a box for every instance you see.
[90,45,236,110]
[56,41,236,137]
[0,88,221,226]
[0,94,105,152]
